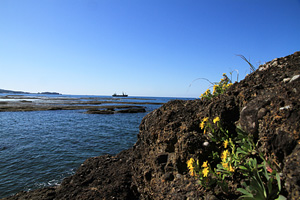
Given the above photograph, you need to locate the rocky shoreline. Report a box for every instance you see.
[0,96,161,113]
[2,51,300,199]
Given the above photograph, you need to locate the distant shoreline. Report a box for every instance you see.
[0,88,61,95]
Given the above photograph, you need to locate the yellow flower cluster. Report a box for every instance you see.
[222,82,233,90]
[220,149,234,172]
[200,89,211,98]
[212,85,218,95]
[227,83,233,87]
[220,73,228,82]
[221,162,234,172]
[187,158,211,178]
[201,161,209,177]
[221,150,229,162]
[222,161,228,169]
[199,73,233,100]
[187,158,195,176]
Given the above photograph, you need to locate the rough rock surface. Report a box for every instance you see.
[3,51,300,200]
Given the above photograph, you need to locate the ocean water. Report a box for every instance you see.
[0,94,191,198]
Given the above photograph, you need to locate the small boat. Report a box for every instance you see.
[112,92,128,97]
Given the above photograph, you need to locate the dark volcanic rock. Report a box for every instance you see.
[115,107,146,113]
[54,150,139,200]
[85,108,115,114]
[85,107,146,114]
[3,51,300,200]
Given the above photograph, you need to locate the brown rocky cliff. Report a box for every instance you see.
[3,51,300,200]
[132,51,300,199]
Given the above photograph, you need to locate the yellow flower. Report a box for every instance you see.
[187,158,195,176]
[202,161,208,168]
[200,117,209,129]
[187,165,195,176]
[187,158,195,169]
[227,83,233,88]
[189,168,195,176]
[200,92,205,98]
[223,139,228,148]
[213,117,220,124]
[200,89,210,98]
[200,121,205,129]
[221,150,229,162]
[213,85,218,94]
[205,89,211,95]
[202,167,209,177]
[229,165,235,172]
[222,162,228,169]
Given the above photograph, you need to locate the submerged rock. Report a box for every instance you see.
[85,108,115,114]
[84,107,146,114]
[115,108,146,113]
[3,51,300,200]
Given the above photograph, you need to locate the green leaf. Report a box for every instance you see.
[237,147,247,155]
[251,175,266,199]
[239,166,248,170]
[275,195,287,200]
[262,163,270,180]
[267,178,273,197]
[241,181,248,188]
[276,172,282,192]
[258,163,265,169]
[252,158,257,166]
[239,197,256,200]
[237,188,254,197]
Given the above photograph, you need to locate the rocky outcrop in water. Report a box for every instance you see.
[85,107,146,114]
[3,51,300,200]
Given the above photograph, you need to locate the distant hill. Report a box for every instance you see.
[0,89,29,94]
[0,89,61,95]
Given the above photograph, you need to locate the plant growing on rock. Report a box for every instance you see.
[187,116,285,199]
[237,158,286,200]
[200,73,233,100]
[199,55,258,100]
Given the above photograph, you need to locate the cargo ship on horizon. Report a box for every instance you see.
[112,92,128,97]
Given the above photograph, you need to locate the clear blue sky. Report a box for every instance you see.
[1,0,299,98]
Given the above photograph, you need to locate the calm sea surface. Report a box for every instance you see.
[0,94,192,198]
